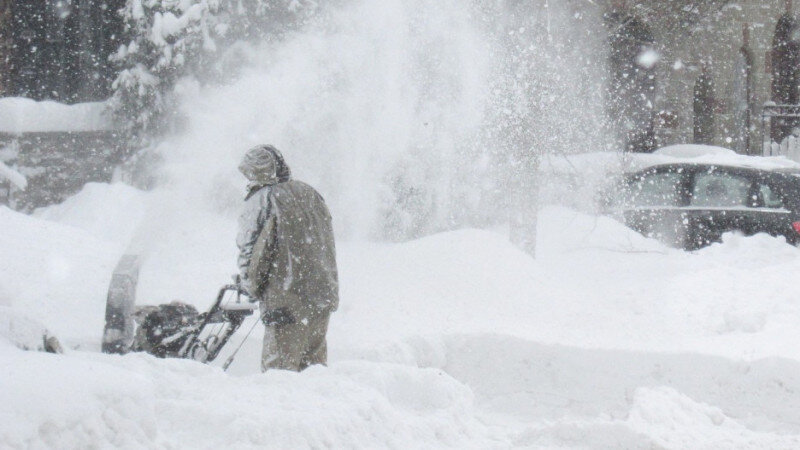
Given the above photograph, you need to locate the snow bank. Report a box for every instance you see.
[0,207,123,346]
[0,344,493,448]
[6,190,800,446]
[0,97,112,133]
[436,335,800,448]
[35,182,147,246]
[626,386,798,448]
[0,306,54,351]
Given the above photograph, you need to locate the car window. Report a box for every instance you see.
[755,183,785,209]
[628,171,682,207]
[691,171,751,207]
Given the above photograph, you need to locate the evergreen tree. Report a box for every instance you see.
[110,0,315,143]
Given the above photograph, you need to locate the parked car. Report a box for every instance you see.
[603,160,800,249]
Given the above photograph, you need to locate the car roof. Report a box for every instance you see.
[625,145,800,174]
[629,162,786,174]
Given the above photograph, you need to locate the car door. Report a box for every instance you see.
[621,166,689,247]
[684,167,753,248]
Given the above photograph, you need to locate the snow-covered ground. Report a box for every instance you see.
[3,179,800,448]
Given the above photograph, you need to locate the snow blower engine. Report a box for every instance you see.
[101,255,259,370]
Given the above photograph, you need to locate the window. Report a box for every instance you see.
[755,183,785,209]
[691,172,751,207]
[628,171,683,207]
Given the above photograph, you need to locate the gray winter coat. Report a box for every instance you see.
[237,145,339,315]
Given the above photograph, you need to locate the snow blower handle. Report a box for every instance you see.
[232,274,258,302]
[177,284,257,363]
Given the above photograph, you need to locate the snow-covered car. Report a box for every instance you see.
[603,146,800,250]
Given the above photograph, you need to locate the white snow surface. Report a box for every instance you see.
[3,185,800,447]
[0,97,112,133]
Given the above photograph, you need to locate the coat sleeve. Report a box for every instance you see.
[236,188,271,294]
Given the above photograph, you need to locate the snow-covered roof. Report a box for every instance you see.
[0,97,113,133]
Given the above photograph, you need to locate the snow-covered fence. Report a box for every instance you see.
[762,103,800,163]
[765,134,800,163]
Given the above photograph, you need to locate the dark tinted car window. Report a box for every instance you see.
[629,171,682,207]
[691,172,750,207]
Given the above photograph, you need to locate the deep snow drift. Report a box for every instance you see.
[4,188,800,447]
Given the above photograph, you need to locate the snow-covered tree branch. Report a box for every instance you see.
[110,0,315,142]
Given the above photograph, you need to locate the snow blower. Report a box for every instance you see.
[102,255,259,370]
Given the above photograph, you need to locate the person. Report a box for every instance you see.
[236,144,339,372]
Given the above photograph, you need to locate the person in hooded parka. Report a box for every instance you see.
[236,144,339,372]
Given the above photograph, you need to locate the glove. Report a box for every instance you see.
[261,307,295,326]
[233,274,254,297]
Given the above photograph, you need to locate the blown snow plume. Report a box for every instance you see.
[128,0,609,243]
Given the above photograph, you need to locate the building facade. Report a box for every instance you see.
[603,0,800,155]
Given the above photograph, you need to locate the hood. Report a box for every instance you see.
[238,144,292,189]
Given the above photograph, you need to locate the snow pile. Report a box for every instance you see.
[35,182,148,245]
[0,185,800,448]
[4,193,800,446]
[0,346,492,448]
[0,207,123,346]
[666,232,800,337]
[438,336,800,448]
[0,97,112,133]
[0,306,54,352]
